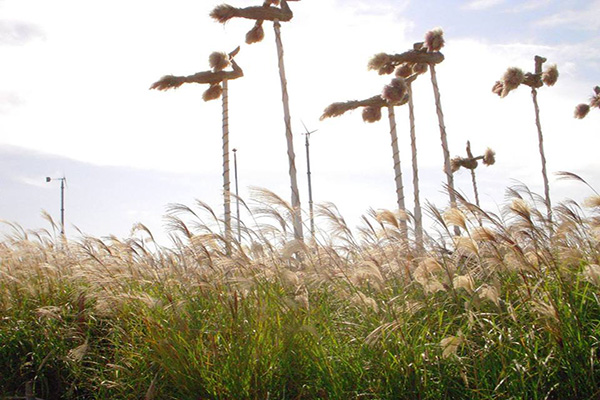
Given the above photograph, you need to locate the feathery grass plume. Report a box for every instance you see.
[424,28,445,52]
[150,75,185,91]
[246,21,265,44]
[362,106,382,123]
[209,51,230,72]
[68,339,89,362]
[583,195,600,208]
[575,103,591,119]
[501,67,525,97]
[483,148,496,165]
[368,53,392,73]
[471,226,496,242]
[582,264,600,286]
[321,102,349,119]
[210,4,237,23]
[440,331,464,359]
[453,275,474,293]
[542,64,559,86]
[413,62,428,75]
[444,208,467,230]
[202,84,222,101]
[395,63,413,78]
[492,80,504,96]
[478,284,500,307]
[382,78,408,103]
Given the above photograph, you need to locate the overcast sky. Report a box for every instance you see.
[1,0,599,244]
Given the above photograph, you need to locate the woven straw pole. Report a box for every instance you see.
[429,64,460,235]
[274,20,303,241]
[387,105,409,243]
[222,79,232,254]
[407,83,423,250]
[531,87,552,224]
[466,141,480,207]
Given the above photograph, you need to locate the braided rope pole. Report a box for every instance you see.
[465,141,480,207]
[406,82,423,250]
[274,20,303,241]
[151,49,243,253]
[429,64,459,235]
[492,55,558,227]
[387,104,409,242]
[532,87,551,223]
[222,79,232,254]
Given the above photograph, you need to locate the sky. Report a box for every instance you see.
[1,0,599,245]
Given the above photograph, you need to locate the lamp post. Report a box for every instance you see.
[46,176,66,236]
[302,122,317,238]
[232,148,241,242]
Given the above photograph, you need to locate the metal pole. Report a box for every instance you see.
[233,148,241,242]
[305,132,314,238]
[60,178,65,235]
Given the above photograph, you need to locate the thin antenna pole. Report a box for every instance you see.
[233,148,241,242]
[304,130,315,238]
[60,178,65,236]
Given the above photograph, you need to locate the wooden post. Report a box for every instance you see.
[387,105,409,244]
[407,82,423,250]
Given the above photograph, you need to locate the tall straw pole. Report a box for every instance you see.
[274,19,303,241]
[429,64,460,235]
[387,105,408,243]
[465,141,481,207]
[407,82,423,250]
[233,148,241,242]
[222,79,232,254]
[531,87,552,224]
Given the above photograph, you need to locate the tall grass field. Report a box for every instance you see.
[2,181,600,399]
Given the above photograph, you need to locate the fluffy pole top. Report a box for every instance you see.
[424,28,445,52]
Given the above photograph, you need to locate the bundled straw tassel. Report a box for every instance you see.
[492,81,504,96]
[246,20,265,44]
[413,63,428,75]
[483,148,496,166]
[203,84,223,101]
[382,78,408,104]
[368,53,392,74]
[321,103,350,119]
[150,75,185,91]
[395,64,413,78]
[500,67,525,97]
[591,87,600,108]
[542,64,559,86]
[424,28,445,52]
[210,4,237,23]
[574,103,591,119]
[362,106,382,123]
[209,52,230,72]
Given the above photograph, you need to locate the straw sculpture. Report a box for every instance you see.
[211,0,303,241]
[321,75,420,247]
[150,47,243,253]
[451,142,496,207]
[493,56,558,225]
[368,28,459,237]
[574,86,600,119]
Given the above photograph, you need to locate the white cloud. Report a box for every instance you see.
[537,0,600,30]
[462,0,505,11]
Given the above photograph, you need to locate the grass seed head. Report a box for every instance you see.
[542,64,559,86]
[209,51,230,72]
[582,264,600,286]
[424,28,445,52]
[362,105,382,123]
[583,195,600,208]
[574,103,590,119]
[443,208,467,230]
[453,275,475,293]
